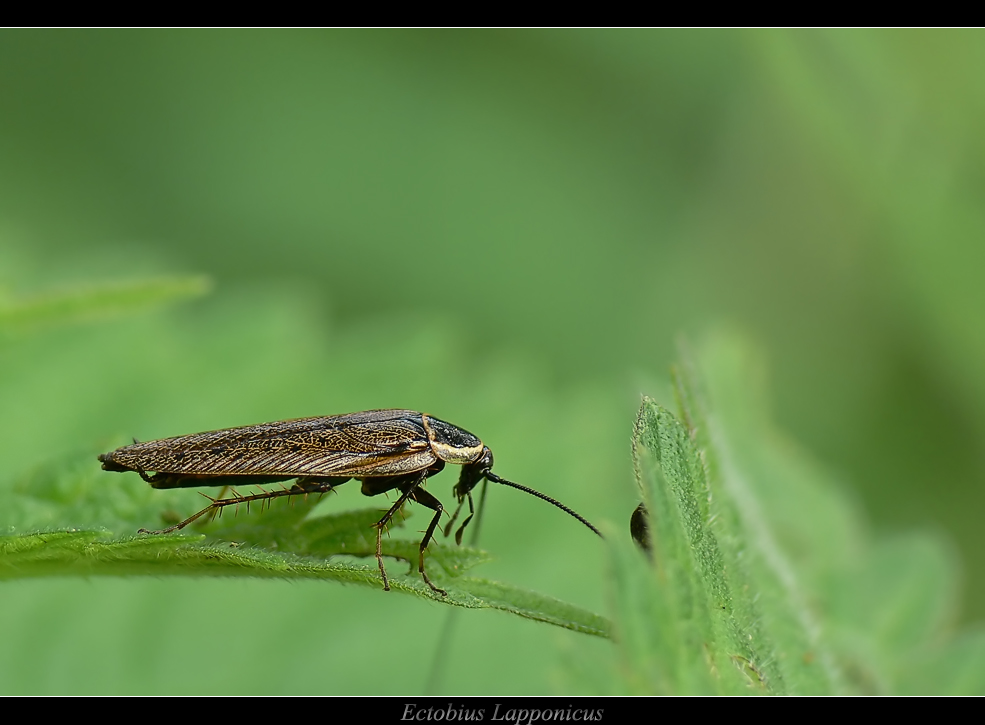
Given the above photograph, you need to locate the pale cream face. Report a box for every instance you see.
[428,438,485,464]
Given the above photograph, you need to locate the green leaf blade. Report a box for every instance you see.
[0,275,212,338]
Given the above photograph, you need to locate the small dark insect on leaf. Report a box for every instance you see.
[99,409,602,596]
[630,502,652,555]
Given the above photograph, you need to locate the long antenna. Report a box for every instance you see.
[484,471,602,538]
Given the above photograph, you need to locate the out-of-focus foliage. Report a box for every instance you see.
[1,29,984,694]
[612,333,985,694]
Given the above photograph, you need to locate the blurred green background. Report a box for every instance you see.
[1,29,984,694]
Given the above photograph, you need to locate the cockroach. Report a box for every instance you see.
[98,409,601,596]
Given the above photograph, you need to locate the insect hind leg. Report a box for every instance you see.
[139,477,348,535]
[145,473,297,490]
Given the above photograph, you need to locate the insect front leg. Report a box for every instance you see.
[444,459,486,544]
[443,489,474,545]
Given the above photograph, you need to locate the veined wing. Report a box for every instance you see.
[101,410,437,477]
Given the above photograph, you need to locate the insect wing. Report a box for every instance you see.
[102,410,436,477]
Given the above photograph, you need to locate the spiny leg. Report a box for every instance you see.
[139,478,343,535]
[362,464,444,592]
[372,474,427,592]
[138,470,297,490]
[411,487,447,596]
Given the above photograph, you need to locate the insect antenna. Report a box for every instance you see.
[483,471,602,538]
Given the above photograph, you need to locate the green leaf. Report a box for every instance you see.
[0,527,607,637]
[616,397,783,694]
[612,330,984,694]
[0,452,608,640]
[207,503,494,579]
[0,275,212,338]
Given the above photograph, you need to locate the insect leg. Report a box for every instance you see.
[360,463,445,592]
[371,473,429,592]
[139,477,346,535]
[443,490,474,546]
[145,473,296,490]
[410,487,448,596]
[443,495,464,537]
